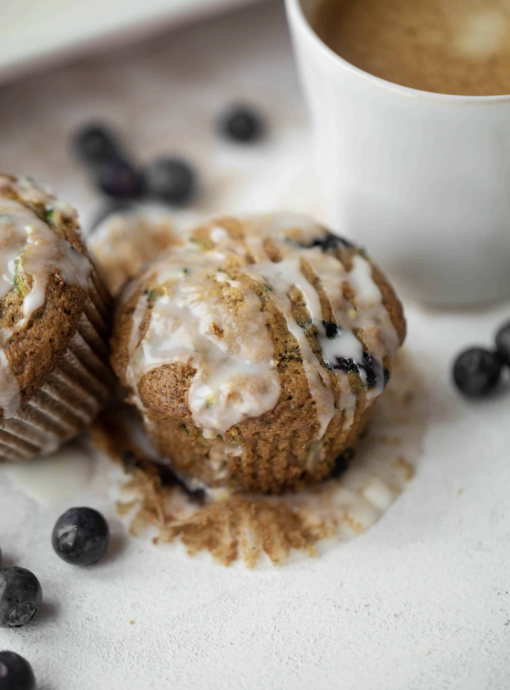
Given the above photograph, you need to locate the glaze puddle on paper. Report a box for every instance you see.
[0,445,93,506]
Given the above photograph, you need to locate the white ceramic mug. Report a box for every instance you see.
[285,0,510,304]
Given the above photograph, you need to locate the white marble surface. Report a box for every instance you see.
[1,2,510,689]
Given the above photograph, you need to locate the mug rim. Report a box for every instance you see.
[285,0,510,104]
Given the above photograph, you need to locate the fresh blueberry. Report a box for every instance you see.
[495,321,510,367]
[220,106,265,143]
[143,158,196,205]
[0,567,42,628]
[0,651,35,690]
[96,159,143,200]
[52,507,109,566]
[310,232,353,251]
[73,123,121,166]
[453,347,502,398]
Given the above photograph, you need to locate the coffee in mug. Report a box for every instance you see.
[313,0,510,96]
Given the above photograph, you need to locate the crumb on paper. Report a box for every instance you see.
[395,456,414,481]
[345,514,364,534]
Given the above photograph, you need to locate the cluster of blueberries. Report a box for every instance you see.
[73,105,265,211]
[453,320,510,398]
[0,507,110,689]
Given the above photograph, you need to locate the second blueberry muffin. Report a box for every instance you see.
[0,174,113,461]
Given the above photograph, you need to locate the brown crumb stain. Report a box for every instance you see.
[373,434,402,446]
[402,391,415,406]
[129,620,135,625]
[210,322,224,338]
[395,456,414,481]
[458,487,464,495]
[115,463,331,568]
[345,514,363,534]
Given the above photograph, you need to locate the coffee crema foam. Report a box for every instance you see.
[313,0,510,96]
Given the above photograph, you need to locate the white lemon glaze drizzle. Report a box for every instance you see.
[348,255,400,373]
[127,247,280,436]
[124,213,400,440]
[242,235,335,438]
[0,176,91,418]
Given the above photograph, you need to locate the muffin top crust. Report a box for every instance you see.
[112,213,405,443]
[0,175,92,418]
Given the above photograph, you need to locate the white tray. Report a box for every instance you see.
[0,0,264,82]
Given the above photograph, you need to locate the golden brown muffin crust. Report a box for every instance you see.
[3,277,87,406]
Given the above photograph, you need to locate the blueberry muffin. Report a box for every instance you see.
[0,174,113,461]
[88,209,175,296]
[111,213,405,494]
